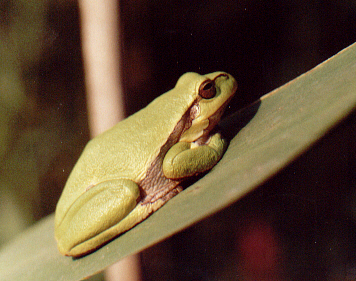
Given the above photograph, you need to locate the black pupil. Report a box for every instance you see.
[203,82,213,91]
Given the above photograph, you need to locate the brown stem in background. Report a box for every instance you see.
[78,0,142,280]
[79,0,125,137]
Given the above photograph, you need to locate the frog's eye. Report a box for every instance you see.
[199,79,216,99]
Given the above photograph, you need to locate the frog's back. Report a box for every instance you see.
[77,104,179,183]
[55,73,209,225]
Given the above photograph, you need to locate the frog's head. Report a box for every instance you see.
[178,72,237,143]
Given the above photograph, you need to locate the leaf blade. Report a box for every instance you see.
[1,42,356,281]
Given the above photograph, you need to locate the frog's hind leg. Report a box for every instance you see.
[77,186,182,254]
[56,179,140,257]
[67,185,182,257]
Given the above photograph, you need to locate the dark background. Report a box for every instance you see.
[1,0,356,280]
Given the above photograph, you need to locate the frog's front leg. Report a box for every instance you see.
[55,179,140,256]
[162,132,227,179]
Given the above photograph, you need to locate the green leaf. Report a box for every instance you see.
[1,42,356,281]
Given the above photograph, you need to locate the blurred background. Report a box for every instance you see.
[1,0,356,280]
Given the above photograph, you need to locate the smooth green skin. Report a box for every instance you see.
[55,72,237,257]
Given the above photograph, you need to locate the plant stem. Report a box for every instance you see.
[78,0,142,280]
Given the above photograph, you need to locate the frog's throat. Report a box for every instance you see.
[186,94,232,146]
[207,91,235,127]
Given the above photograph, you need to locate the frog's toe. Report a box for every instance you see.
[55,179,140,256]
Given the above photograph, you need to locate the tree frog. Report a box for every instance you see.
[55,72,237,257]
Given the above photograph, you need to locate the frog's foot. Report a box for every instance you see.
[142,183,183,204]
[155,185,183,205]
[55,179,140,257]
